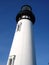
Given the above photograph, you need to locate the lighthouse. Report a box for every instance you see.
[6,5,36,65]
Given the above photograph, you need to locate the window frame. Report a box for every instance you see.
[17,22,22,31]
[8,55,16,65]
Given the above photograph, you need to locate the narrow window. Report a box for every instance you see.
[8,55,16,65]
[17,22,22,31]
[9,59,12,65]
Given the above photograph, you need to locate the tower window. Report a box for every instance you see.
[8,55,16,65]
[17,22,22,31]
[9,59,12,65]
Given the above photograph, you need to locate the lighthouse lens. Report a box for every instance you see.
[21,5,32,11]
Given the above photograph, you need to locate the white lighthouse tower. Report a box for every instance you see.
[6,5,36,65]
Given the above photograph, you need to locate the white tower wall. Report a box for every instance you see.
[7,19,36,65]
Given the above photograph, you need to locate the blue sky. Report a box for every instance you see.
[0,0,49,65]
